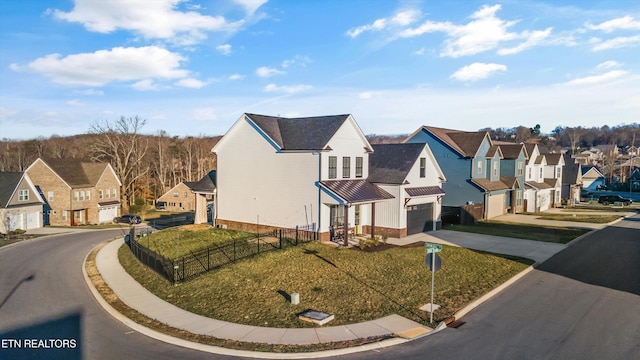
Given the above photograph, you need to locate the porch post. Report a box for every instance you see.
[371,202,376,238]
[343,204,349,247]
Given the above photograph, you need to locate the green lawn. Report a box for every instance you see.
[137,224,255,259]
[535,214,622,223]
[119,231,532,328]
[444,222,590,244]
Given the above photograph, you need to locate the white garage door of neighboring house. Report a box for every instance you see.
[99,206,118,223]
[486,194,505,219]
[26,211,40,229]
[7,214,23,232]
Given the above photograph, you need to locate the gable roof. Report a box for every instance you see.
[245,113,351,151]
[0,172,24,208]
[581,165,604,178]
[562,153,582,185]
[35,158,113,188]
[544,153,564,166]
[368,143,426,184]
[408,126,489,158]
[495,143,528,160]
[186,171,216,194]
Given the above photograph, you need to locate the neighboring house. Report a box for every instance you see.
[561,153,582,205]
[495,142,528,214]
[581,166,606,190]
[543,153,564,207]
[212,113,398,244]
[405,126,515,221]
[594,144,618,156]
[368,143,446,237]
[157,171,217,224]
[25,158,122,226]
[523,144,558,213]
[627,146,639,156]
[0,172,45,233]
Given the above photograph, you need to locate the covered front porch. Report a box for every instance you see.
[319,180,394,246]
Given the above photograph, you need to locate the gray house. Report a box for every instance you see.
[0,172,45,233]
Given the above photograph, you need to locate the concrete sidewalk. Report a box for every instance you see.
[387,230,566,265]
[95,239,432,347]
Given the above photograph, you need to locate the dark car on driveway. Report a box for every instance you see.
[114,214,142,224]
[598,195,633,206]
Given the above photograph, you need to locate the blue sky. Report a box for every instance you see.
[1,0,639,140]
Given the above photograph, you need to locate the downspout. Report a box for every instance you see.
[317,152,322,236]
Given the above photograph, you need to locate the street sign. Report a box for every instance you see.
[425,243,442,254]
[425,252,442,272]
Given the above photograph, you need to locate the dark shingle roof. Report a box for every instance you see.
[187,171,216,194]
[405,186,445,197]
[245,113,351,150]
[411,126,488,158]
[562,153,581,185]
[0,172,23,208]
[320,180,394,204]
[525,181,553,190]
[545,153,563,165]
[368,143,426,184]
[497,143,528,160]
[41,158,109,187]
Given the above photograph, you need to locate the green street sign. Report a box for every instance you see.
[425,243,442,254]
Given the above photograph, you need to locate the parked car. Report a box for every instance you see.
[114,214,142,224]
[598,195,633,206]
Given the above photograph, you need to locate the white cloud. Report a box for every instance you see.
[192,107,217,121]
[233,0,268,15]
[74,89,104,96]
[216,44,232,55]
[591,35,640,51]
[16,46,189,86]
[586,15,640,33]
[66,99,84,106]
[175,78,207,88]
[450,63,507,82]
[498,28,552,55]
[347,9,420,37]
[358,91,381,99]
[228,74,245,80]
[563,70,628,85]
[132,79,161,91]
[255,66,285,78]
[264,83,311,94]
[50,0,241,45]
[281,55,312,68]
[399,4,550,58]
[597,60,622,70]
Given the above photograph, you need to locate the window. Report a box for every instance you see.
[516,190,523,206]
[79,191,84,201]
[477,160,483,174]
[328,156,337,179]
[99,190,104,199]
[539,168,543,178]
[420,158,426,178]
[493,161,498,176]
[173,192,179,197]
[330,205,344,227]
[106,189,111,199]
[85,190,91,200]
[62,210,68,221]
[73,191,79,201]
[18,189,29,201]
[556,167,562,178]
[517,161,524,176]
[48,191,54,201]
[355,157,363,178]
[528,167,532,179]
[342,157,350,178]
[113,188,117,198]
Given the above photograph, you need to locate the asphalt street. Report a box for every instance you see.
[0,229,246,360]
[344,214,640,359]
[1,215,638,359]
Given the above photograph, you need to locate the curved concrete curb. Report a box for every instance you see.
[83,239,420,359]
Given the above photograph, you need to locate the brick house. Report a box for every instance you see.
[25,158,122,226]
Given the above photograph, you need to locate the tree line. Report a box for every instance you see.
[0,116,220,210]
[1,117,637,208]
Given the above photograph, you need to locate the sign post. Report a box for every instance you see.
[424,243,442,324]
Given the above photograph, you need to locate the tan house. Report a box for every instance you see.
[157,171,216,223]
[25,158,122,226]
[0,172,45,233]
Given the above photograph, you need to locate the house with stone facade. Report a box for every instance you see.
[25,158,122,226]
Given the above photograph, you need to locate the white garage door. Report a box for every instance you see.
[486,194,505,219]
[7,214,23,232]
[26,211,40,229]
[99,206,118,223]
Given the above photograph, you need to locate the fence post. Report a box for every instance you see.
[279,229,282,249]
[296,225,299,245]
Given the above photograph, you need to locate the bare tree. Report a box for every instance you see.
[89,116,148,208]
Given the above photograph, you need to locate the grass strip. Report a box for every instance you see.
[444,222,589,244]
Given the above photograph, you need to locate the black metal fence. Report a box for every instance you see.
[127,224,317,284]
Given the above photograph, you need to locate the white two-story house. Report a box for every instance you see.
[212,113,418,244]
[523,144,558,212]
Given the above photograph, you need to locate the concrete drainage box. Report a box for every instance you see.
[297,309,335,325]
